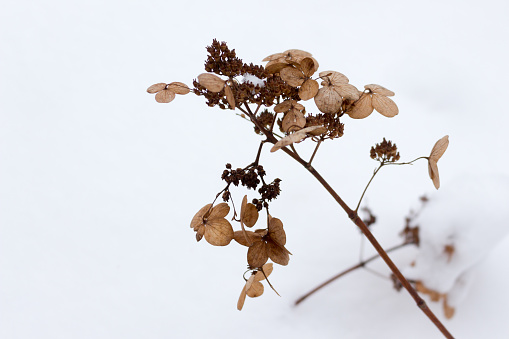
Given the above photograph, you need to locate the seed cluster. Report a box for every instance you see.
[370,138,400,163]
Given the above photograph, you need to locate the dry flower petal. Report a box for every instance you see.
[197,73,225,92]
[274,100,293,113]
[147,83,167,93]
[282,108,306,132]
[428,160,440,189]
[268,217,286,245]
[319,71,349,85]
[190,204,212,229]
[267,242,290,266]
[334,84,361,101]
[299,79,319,101]
[234,230,261,247]
[247,241,269,267]
[270,126,323,152]
[314,86,342,114]
[237,285,247,310]
[204,218,234,246]
[365,84,395,96]
[265,62,289,74]
[167,82,190,95]
[209,203,230,219]
[253,263,273,281]
[430,135,449,162]
[371,94,399,117]
[224,84,235,109]
[155,90,175,103]
[241,195,259,228]
[300,57,317,77]
[346,94,373,119]
[280,67,306,87]
[246,281,264,298]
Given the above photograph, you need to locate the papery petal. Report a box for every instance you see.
[372,94,399,117]
[204,219,234,246]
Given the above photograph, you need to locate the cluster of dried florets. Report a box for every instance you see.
[370,138,401,163]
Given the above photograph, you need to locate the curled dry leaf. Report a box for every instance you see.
[270,126,323,152]
[197,73,225,92]
[190,203,234,246]
[237,263,273,311]
[428,135,449,189]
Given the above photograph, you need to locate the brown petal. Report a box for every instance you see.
[190,204,212,229]
[428,159,440,189]
[204,219,234,246]
[237,285,247,311]
[319,71,349,85]
[299,79,319,101]
[265,62,290,74]
[246,281,264,298]
[254,263,273,281]
[209,203,230,219]
[365,84,395,96]
[282,49,312,62]
[314,86,342,114]
[243,205,259,228]
[247,241,269,267]
[147,83,167,93]
[300,57,317,77]
[280,67,306,87]
[346,94,373,119]
[234,230,261,247]
[371,94,399,117]
[197,73,225,92]
[262,52,285,62]
[167,82,190,95]
[270,126,323,152]
[224,84,235,109]
[155,89,175,103]
[267,241,290,266]
[334,84,361,101]
[268,217,286,245]
[274,100,293,113]
[282,108,306,133]
[429,135,449,162]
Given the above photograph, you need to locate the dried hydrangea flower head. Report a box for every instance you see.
[237,263,274,310]
[428,135,449,189]
[346,84,399,119]
[234,215,291,267]
[314,71,360,114]
[190,203,234,246]
[370,138,401,163]
[146,82,190,103]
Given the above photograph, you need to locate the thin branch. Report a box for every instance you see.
[308,138,323,166]
[295,241,410,305]
[355,163,384,212]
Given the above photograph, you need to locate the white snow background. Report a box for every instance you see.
[1,0,509,338]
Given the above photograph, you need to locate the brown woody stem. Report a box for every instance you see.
[241,107,454,339]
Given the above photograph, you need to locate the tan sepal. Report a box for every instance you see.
[280,67,306,87]
[334,84,361,101]
[224,84,235,109]
[274,100,293,113]
[282,109,306,133]
[314,86,342,114]
[234,230,261,247]
[197,73,225,92]
[147,83,167,93]
[300,57,317,77]
[319,71,349,85]
[265,62,289,74]
[430,135,449,162]
[307,126,328,136]
[346,93,373,119]
[190,204,212,228]
[270,126,323,152]
[243,205,259,227]
[443,296,455,319]
[299,79,319,101]
[267,241,290,266]
[254,263,273,281]
[246,281,264,298]
[167,82,190,95]
[371,94,399,117]
[268,217,286,245]
[155,90,175,103]
[204,219,234,246]
[237,284,247,311]
[428,159,440,189]
[365,84,395,96]
[209,203,230,219]
[247,241,269,268]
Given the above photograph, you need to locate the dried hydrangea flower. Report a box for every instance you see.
[346,84,398,119]
[263,49,319,74]
[275,99,306,132]
[190,203,234,246]
[147,82,190,103]
[428,135,449,189]
[237,263,273,310]
[279,57,319,101]
[314,71,360,114]
[234,216,291,267]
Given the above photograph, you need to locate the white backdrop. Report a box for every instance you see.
[2,0,509,338]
